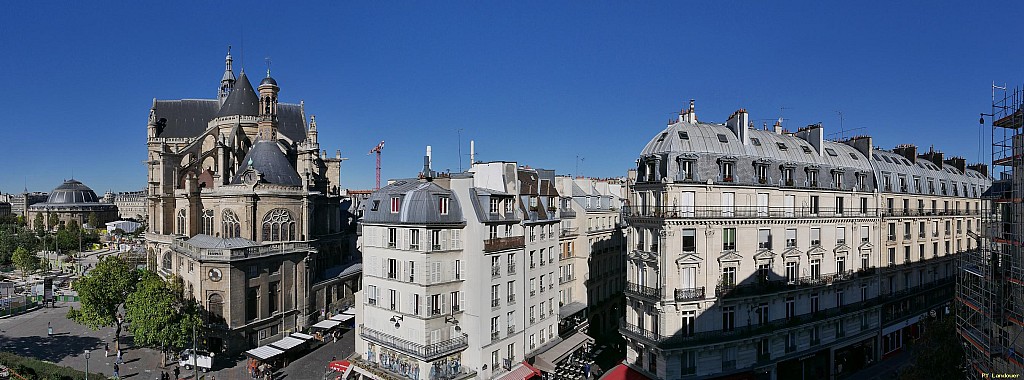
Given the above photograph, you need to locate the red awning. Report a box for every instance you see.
[497,361,542,380]
[328,360,351,372]
[599,363,652,380]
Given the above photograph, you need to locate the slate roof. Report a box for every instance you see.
[186,234,258,249]
[217,72,260,118]
[361,180,465,225]
[152,73,308,142]
[44,179,101,204]
[230,141,302,186]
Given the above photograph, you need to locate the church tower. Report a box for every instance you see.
[257,67,279,141]
[218,47,236,106]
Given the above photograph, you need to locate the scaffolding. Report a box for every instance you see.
[958,85,1024,378]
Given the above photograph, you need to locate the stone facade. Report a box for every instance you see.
[622,103,990,379]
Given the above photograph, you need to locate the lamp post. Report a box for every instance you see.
[84,349,90,380]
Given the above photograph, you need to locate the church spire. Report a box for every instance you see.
[218,46,236,106]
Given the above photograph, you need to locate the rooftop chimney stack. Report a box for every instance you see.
[470,140,475,166]
[773,118,783,134]
[919,147,944,169]
[726,109,750,145]
[679,99,698,123]
[968,163,989,176]
[944,156,966,173]
[795,124,824,155]
[892,144,918,164]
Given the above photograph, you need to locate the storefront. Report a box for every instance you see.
[833,337,876,379]
[776,348,829,380]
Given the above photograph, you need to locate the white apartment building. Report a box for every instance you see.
[554,176,627,339]
[352,160,593,380]
[620,102,990,379]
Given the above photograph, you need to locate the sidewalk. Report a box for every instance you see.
[847,348,913,380]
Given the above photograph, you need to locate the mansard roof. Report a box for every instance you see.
[361,180,465,225]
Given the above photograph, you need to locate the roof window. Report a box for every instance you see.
[825,148,838,156]
[777,142,788,150]
[678,131,689,140]
[872,154,881,161]
[657,132,667,142]
[717,134,729,143]
[801,146,812,154]
[849,153,859,160]
[882,156,892,163]
[750,137,761,146]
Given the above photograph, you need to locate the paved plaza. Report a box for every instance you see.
[0,300,357,380]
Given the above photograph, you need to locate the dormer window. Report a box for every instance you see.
[678,131,689,139]
[913,177,921,193]
[371,200,380,211]
[439,197,450,215]
[657,132,667,142]
[717,134,729,143]
[825,148,838,157]
[777,142,788,150]
[855,173,866,190]
[751,138,761,146]
[898,176,907,192]
[756,164,768,184]
[883,174,891,192]
[832,171,843,189]
[679,159,695,181]
[391,197,401,213]
[801,146,813,154]
[782,167,794,186]
[490,198,500,214]
[721,162,734,182]
[940,182,947,195]
[807,169,819,187]
[928,179,935,194]
[849,153,859,160]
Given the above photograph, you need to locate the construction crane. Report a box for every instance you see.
[369,140,385,190]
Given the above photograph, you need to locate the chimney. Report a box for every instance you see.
[773,118,783,134]
[842,135,873,158]
[919,147,944,168]
[795,124,824,155]
[968,163,989,176]
[470,140,475,165]
[892,144,917,164]
[726,109,750,145]
[679,99,698,123]
[335,150,341,159]
[944,156,966,173]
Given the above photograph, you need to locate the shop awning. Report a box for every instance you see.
[269,336,306,351]
[497,361,541,380]
[328,360,351,372]
[330,313,355,323]
[312,319,342,330]
[291,332,314,340]
[598,363,652,380]
[245,346,285,361]
[558,301,587,319]
[533,332,593,372]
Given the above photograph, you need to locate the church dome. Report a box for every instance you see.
[260,76,277,86]
[46,179,101,204]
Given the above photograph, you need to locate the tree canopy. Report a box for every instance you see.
[67,255,139,352]
[11,247,39,277]
[898,316,965,380]
[125,271,202,353]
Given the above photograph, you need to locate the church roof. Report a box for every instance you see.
[230,140,302,186]
[152,100,307,142]
[216,72,260,118]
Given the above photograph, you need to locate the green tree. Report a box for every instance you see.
[11,247,38,278]
[898,316,965,380]
[67,256,139,353]
[87,213,99,230]
[125,271,202,366]
[45,212,57,230]
[32,216,44,236]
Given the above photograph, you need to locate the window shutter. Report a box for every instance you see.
[441,293,447,314]
[451,229,460,249]
[460,291,466,311]
[441,230,449,251]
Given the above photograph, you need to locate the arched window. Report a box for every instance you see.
[222,209,241,239]
[262,209,296,242]
[176,209,187,235]
[208,293,225,325]
[201,209,215,235]
[162,252,172,271]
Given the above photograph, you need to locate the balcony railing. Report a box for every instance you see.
[715,270,855,299]
[491,299,500,308]
[491,331,500,341]
[623,205,981,220]
[507,265,516,275]
[507,295,516,304]
[360,324,468,361]
[626,282,663,299]
[484,236,525,252]
[674,287,706,301]
[491,266,500,278]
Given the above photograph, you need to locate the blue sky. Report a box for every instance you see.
[1,1,1021,193]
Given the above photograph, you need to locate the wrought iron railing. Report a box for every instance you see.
[484,236,525,252]
[674,287,705,301]
[360,324,468,361]
[625,282,662,299]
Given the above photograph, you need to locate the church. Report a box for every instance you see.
[144,49,360,355]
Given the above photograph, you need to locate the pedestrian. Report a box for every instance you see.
[105,342,110,357]
[116,349,123,364]
[173,366,180,380]
[113,363,120,379]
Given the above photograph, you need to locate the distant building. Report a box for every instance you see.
[7,192,48,217]
[27,179,119,229]
[0,202,10,217]
[111,190,147,221]
[143,50,359,355]
[553,176,626,341]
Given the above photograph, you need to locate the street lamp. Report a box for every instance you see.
[84,349,90,380]
[389,315,403,329]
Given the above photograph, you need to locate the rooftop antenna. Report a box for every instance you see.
[457,128,464,172]
[576,155,585,178]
